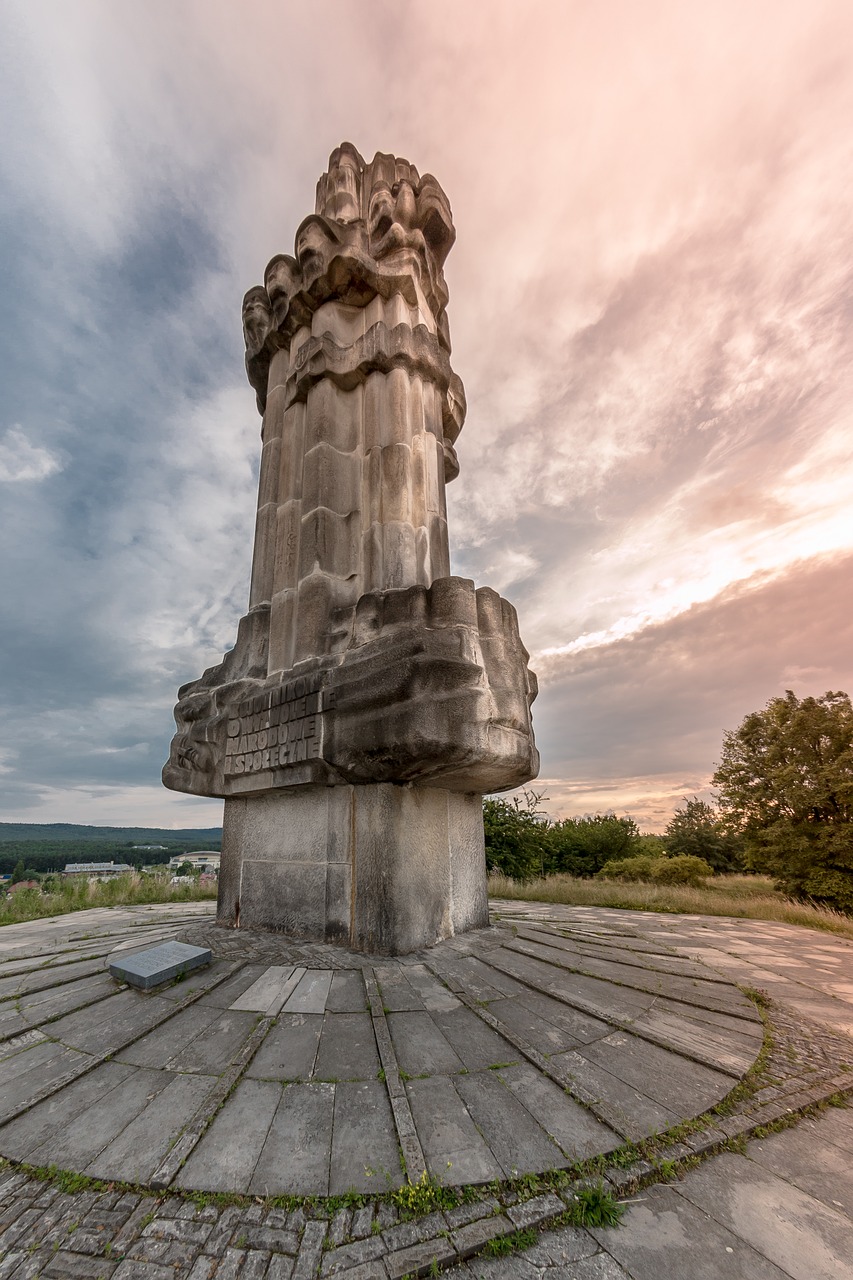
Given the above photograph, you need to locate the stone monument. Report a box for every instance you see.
[164,144,538,953]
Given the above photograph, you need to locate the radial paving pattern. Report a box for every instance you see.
[0,908,764,1197]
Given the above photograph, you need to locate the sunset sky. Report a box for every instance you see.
[2,0,852,832]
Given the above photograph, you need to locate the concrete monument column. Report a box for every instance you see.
[164,144,538,954]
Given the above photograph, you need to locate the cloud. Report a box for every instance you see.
[0,426,64,482]
[0,0,851,829]
[529,552,853,828]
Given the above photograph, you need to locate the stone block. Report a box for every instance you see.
[307,378,362,453]
[450,1214,513,1257]
[108,943,212,992]
[302,442,361,516]
[385,1236,457,1279]
[299,510,360,579]
[273,501,303,592]
[218,782,486,953]
[278,401,307,498]
[241,859,328,937]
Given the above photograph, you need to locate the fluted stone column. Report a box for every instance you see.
[164,144,538,954]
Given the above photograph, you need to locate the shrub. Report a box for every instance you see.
[596,855,658,882]
[650,854,713,886]
[597,854,713,886]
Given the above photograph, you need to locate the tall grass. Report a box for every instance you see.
[488,872,853,942]
[0,872,217,927]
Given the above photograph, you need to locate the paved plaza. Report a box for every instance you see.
[0,900,851,1277]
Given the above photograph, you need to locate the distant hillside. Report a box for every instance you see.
[0,823,222,843]
[0,824,222,876]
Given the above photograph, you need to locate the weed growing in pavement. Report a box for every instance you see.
[391,1169,459,1217]
[564,1182,624,1228]
[482,1227,538,1256]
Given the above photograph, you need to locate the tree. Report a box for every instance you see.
[483,791,550,881]
[632,834,668,859]
[10,860,25,884]
[665,798,743,872]
[547,814,639,878]
[713,690,853,911]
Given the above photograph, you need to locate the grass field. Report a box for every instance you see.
[0,872,217,927]
[487,871,853,941]
[5,866,852,943]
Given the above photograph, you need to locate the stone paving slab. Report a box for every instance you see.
[0,1061,137,1161]
[2,900,853,1278]
[9,906,762,1196]
[668,1150,853,1280]
[745,1115,853,1214]
[231,965,302,1014]
[88,1071,217,1183]
[589,1181,793,1279]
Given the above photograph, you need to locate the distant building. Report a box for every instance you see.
[8,880,39,894]
[63,862,133,878]
[168,852,220,873]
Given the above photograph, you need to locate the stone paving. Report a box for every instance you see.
[492,900,853,1037]
[1,904,762,1196]
[0,901,851,1278]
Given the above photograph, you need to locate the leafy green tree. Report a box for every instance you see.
[632,834,668,858]
[10,860,25,884]
[713,690,853,911]
[483,791,550,881]
[665,798,743,872]
[547,814,639,878]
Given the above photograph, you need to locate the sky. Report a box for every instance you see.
[1,0,852,832]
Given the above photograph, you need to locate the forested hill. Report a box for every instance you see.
[0,824,222,876]
[0,824,222,843]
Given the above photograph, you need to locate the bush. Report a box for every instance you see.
[596,855,658,882]
[597,854,713,886]
[650,855,714,886]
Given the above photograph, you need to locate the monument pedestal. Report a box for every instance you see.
[218,784,488,954]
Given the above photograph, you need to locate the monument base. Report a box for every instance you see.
[217,783,488,954]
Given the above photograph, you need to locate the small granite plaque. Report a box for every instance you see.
[109,941,212,991]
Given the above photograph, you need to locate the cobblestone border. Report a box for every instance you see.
[1,992,851,1280]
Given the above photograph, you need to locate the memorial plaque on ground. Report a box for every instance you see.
[109,942,212,991]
